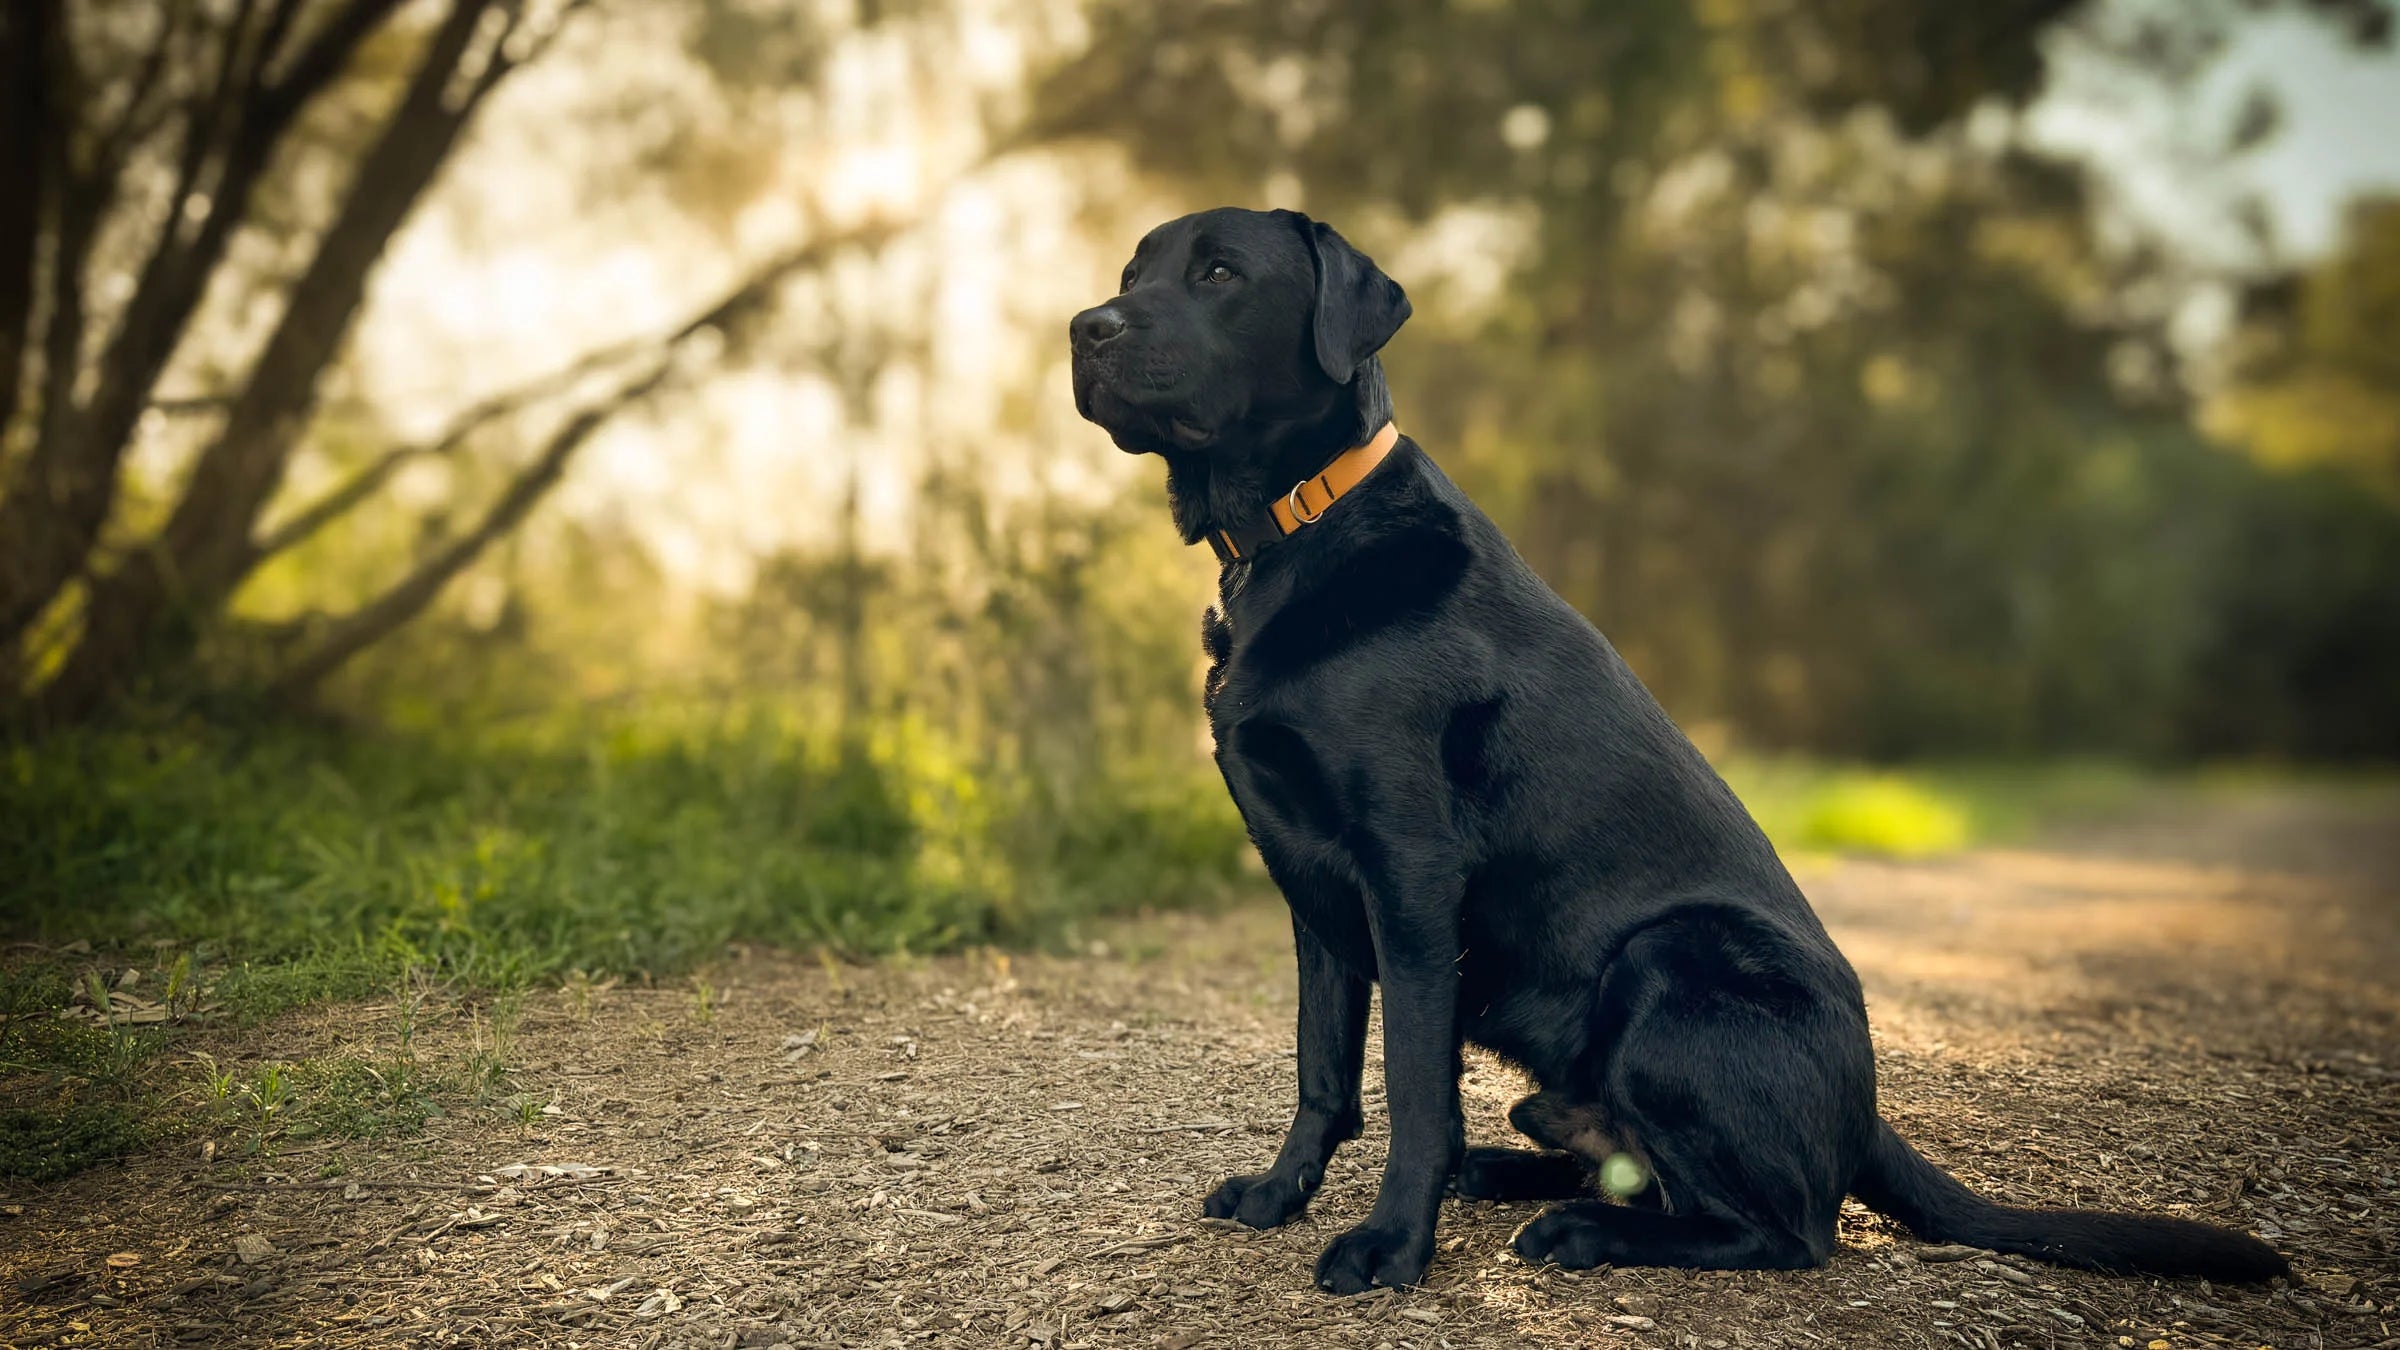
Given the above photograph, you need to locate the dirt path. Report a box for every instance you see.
[6,788,2397,1350]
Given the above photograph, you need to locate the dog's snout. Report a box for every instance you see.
[1071,305,1128,354]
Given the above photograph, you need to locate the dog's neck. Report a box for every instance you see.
[1160,360,1394,550]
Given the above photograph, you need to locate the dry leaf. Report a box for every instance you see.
[634,1287,682,1318]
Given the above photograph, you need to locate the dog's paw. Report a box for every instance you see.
[1313,1222,1433,1294]
[1201,1171,1313,1229]
[1511,1204,1610,1270]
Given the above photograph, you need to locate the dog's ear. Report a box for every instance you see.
[1294,214,1411,383]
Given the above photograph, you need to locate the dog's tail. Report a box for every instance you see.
[1852,1118,2288,1282]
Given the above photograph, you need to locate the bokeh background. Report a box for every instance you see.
[4,0,2399,982]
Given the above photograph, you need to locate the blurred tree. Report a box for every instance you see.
[2172,194,2400,759]
[1028,0,2400,758]
[3,0,545,719]
[0,0,890,728]
[2209,196,2400,500]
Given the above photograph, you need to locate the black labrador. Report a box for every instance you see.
[1068,206,2289,1295]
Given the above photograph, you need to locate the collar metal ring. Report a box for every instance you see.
[1287,480,1325,525]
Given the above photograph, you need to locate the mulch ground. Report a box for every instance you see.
[3,787,2395,1350]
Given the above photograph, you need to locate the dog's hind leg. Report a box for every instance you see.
[1454,1146,1585,1201]
[1513,1200,1817,1270]
[1507,1090,1616,1157]
[1509,908,1872,1271]
[1452,1090,1619,1203]
[1484,1090,1673,1208]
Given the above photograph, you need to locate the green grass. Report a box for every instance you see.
[1,711,1253,1001]
[0,713,2175,1182]
[0,1102,150,1182]
[1720,758,2144,860]
[0,717,2156,1021]
[0,1010,170,1182]
[0,711,1255,1180]
[275,1054,452,1142]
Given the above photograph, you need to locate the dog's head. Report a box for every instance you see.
[1069,207,1410,457]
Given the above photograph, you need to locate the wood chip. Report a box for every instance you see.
[16,802,2387,1349]
[1088,1234,1187,1258]
[1974,1259,2036,1287]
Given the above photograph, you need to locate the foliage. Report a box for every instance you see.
[0,1103,150,1183]
[0,711,1251,983]
[1719,758,2139,859]
[1029,0,2400,760]
[2211,196,2400,501]
[1,712,2162,993]
[1795,777,1974,858]
[8,0,2396,756]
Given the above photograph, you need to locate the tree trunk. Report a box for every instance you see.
[162,0,516,598]
[0,0,53,443]
[37,0,516,721]
[0,0,408,646]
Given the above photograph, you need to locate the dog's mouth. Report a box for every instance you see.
[1074,362,1215,452]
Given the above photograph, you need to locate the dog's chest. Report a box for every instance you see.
[1203,634,1327,838]
[1202,601,1381,972]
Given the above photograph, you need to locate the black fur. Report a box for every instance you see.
[1069,207,2291,1295]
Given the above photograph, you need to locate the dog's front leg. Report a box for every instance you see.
[1313,875,1462,1294]
[1204,914,1370,1228]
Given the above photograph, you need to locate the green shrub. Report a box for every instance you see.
[1794,776,1973,857]
[0,711,1249,983]
[0,1103,149,1182]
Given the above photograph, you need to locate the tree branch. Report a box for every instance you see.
[263,0,411,109]
[89,0,402,461]
[89,2,191,181]
[246,0,306,96]
[467,0,590,101]
[0,1,108,643]
[261,218,899,697]
[28,2,593,717]
[245,337,642,566]
[173,0,263,216]
[159,0,517,595]
[267,360,675,698]
[0,0,404,646]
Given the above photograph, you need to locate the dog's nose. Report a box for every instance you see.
[1070,305,1128,353]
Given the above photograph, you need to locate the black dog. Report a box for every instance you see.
[1069,207,2289,1295]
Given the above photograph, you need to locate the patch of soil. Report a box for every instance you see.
[3,787,2395,1349]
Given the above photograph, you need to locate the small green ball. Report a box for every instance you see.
[1600,1152,1649,1199]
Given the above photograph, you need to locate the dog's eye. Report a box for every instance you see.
[1204,264,1235,285]
[1118,269,1136,294]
